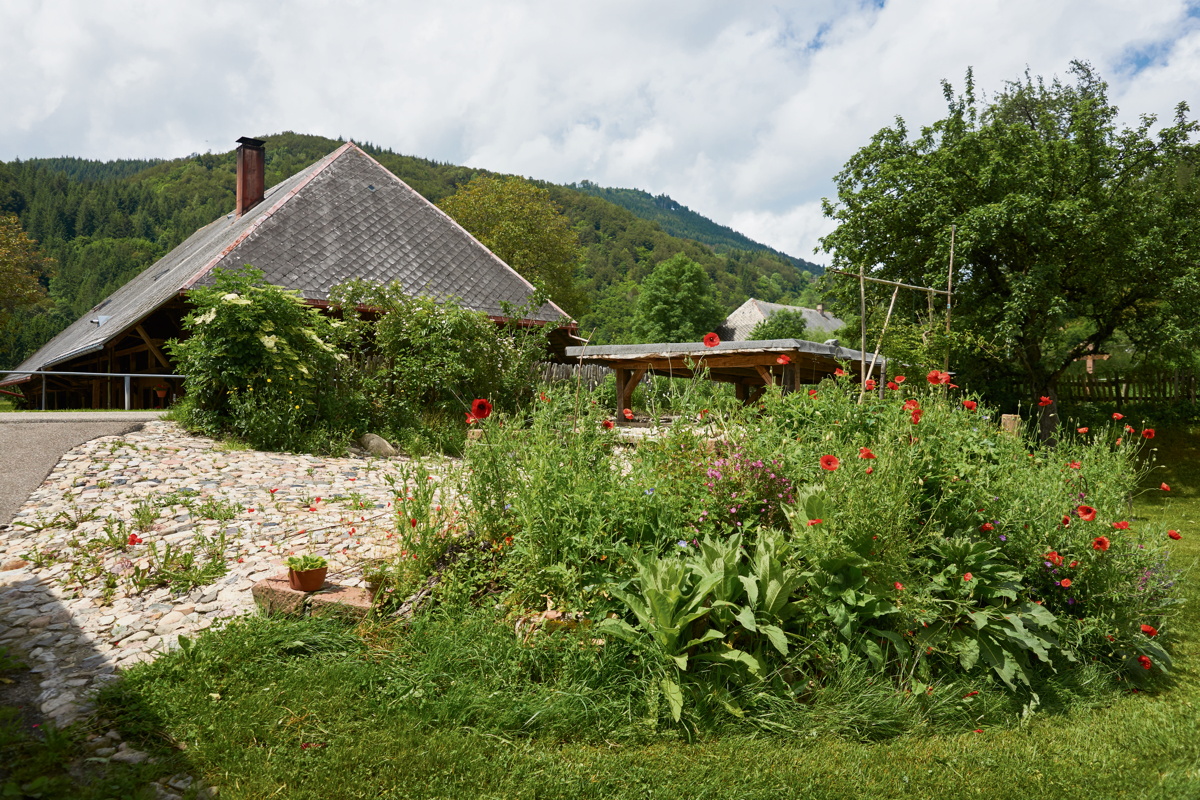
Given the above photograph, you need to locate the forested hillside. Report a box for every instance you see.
[0,132,824,365]
[570,180,822,274]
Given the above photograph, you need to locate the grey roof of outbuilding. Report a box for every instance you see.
[4,143,568,381]
[717,298,844,341]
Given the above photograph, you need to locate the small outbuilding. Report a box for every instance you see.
[717,298,844,342]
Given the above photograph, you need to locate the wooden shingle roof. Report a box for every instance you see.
[5,142,569,379]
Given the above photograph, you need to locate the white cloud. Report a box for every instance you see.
[2,0,1199,262]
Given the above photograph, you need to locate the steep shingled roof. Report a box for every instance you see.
[5,142,569,379]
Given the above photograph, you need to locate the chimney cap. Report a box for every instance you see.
[237,136,266,148]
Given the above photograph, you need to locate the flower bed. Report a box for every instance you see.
[449,375,1181,727]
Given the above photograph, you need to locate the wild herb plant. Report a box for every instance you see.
[132,500,158,531]
[196,497,241,522]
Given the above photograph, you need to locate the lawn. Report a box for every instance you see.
[3,415,1198,799]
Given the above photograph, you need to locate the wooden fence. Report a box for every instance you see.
[539,362,612,390]
[1009,370,1198,407]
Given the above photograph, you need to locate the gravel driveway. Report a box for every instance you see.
[0,412,166,527]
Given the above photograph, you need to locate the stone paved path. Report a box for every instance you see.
[0,420,453,727]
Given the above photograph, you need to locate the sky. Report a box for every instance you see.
[3,0,1199,264]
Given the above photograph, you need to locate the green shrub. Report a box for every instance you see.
[167,266,359,452]
[329,279,550,446]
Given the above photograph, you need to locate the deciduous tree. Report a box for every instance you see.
[632,253,725,343]
[820,63,1200,437]
[438,175,585,315]
[0,213,53,325]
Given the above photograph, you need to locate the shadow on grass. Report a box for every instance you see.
[0,573,196,798]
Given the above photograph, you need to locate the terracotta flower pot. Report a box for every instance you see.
[288,567,327,592]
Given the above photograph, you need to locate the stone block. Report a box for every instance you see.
[251,574,307,616]
[309,585,373,621]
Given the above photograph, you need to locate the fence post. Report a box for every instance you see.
[124,376,131,411]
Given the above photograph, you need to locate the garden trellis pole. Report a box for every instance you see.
[827,226,955,387]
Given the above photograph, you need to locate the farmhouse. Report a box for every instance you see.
[1,138,575,409]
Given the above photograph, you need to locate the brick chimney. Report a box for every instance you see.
[235,136,266,217]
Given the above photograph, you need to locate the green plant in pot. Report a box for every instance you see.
[286,554,328,591]
[361,558,392,599]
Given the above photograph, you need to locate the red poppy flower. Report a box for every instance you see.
[1113,521,1130,530]
[1093,536,1111,551]
[963,572,973,582]
[1116,437,1123,446]
[1142,428,1155,439]
[471,398,493,420]
[127,533,142,545]
[602,420,614,429]
[1069,560,1078,568]
[865,379,877,390]
[539,392,549,401]
[894,375,906,383]
[927,369,951,385]
[410,518,418,528]
[1141,624,1158,637]
[859,447,876,459]
[703,332,720,347]
[887,381,900,390]
[834,367,846,376]
[1161,483,1170,491]
[1112,412,1124,420]
[1062,515,1071,527]
[807,519,823,526]
[865,466,874,474]
[1068,461,1081,469]
[819,455,840,471]
[962,400,977,411]
[1124,424,1135,433]
[1077,505,1097,521]
[911,409,924,424]
[980,522,995,533]
[1138,655,1153,670]
[623,408,634,420]
[776,354,791,365]
[1168,530,1181,540]
[1038,396,1053,407]
[1045,551,1064,566]
[964,691,979,698]
[894,582,904,591]
[902,398,920,411]
[1077,427,1089,434]
[1060,578,1073,588]
[808,389,818,397]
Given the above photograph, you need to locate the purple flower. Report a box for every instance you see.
[999,535,1007,542]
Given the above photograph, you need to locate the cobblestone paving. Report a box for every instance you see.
[0,420,450,728]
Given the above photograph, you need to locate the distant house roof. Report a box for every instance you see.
[717,298,843,342]
[4,142,569,380]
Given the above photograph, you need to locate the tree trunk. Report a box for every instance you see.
[1034,381,1059,445]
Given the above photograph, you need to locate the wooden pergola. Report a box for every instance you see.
[565,338,885,418]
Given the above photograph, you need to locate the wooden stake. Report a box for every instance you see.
[944,225,955,372]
